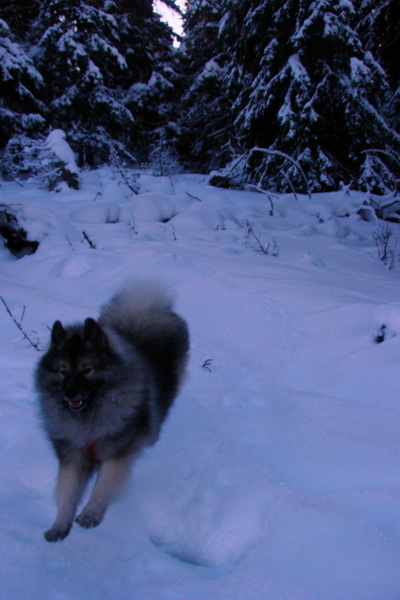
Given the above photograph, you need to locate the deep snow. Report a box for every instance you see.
[0,168,400,600]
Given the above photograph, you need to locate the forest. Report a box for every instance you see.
[0,0,399,195]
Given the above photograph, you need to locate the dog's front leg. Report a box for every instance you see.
[45,461,90,542]
[75,456,132,529]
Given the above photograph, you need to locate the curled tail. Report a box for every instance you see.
[100,280,189,415]
[99,280,174,330]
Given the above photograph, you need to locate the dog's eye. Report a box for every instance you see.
[59,367,67,378]
[82,367,94,376]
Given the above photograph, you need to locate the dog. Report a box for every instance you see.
[35,281,189,542]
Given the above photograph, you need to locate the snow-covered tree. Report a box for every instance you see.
[176,0,235,171]
[211,0,400,193]
[0,0,40,39]
[0,18,45,148]
[356,0,400,133]
[356,0,399,88]
[29,0,135,166]
[124,5,181,162]
[0,18,47,180]
[28,0,179,167]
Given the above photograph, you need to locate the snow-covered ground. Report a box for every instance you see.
[1,168,400,600]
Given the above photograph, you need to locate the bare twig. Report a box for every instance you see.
[186,191,203,202]
[65,235,76,250]
[169,223,177,241]
[373,224,397,269]
[202,359,213,372]
[244,184,277,215]
[125,217,138,234]
[0,296,41,351]
[82,230,96,249]
[244,221,279,256]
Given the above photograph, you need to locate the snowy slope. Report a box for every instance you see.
[1,169,400,600]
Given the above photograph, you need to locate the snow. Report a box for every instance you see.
[43,129,79,175]
[1,168,400,599]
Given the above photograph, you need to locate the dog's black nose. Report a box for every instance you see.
[64,383,80,400]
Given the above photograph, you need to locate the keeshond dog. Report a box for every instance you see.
[35,281,189,542]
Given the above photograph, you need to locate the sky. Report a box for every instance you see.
[153,0,186,39]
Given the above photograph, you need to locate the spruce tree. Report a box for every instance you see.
[0,0,40,39]
[356,0,400,134]
[29,0,179,167]
[356,0,399,89]
[0,18,45,177]
[29,0,134,166]
[124,3,180,163]
[218,0,400,193]
[176,0,234,171]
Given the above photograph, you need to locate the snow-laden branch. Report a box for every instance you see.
[251,147,312,199]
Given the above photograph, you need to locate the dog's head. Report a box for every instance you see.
[40,318,116,413]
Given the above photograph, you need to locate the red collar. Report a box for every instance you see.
[86,442,100,464]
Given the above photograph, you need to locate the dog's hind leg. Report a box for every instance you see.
[45,460,91,542]
[75,456,132,529]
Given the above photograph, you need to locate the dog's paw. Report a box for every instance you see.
[75,511,102,529]
[44,524,71,542]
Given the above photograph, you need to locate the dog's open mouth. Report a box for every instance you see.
[64,394,92,412]
[67,399,86,412]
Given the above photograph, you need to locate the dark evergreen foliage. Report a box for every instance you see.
[356,0,399,88]
[28,0,179,166]
[0,0,399,196]
[0,18,45,150]
[0,0,181,174]
[176,0,233,171]
[0,0,41,38]
[0,205,39,257]
[179,0,400,194]
[356,0,400,133]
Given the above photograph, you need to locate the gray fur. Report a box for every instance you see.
[35,281,189,542]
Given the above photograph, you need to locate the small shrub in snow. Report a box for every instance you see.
[244,220,279,257]
[41,130,79,191]
[373,224,397,269]
[0,296,40,350]
[111,153,140,196]
[1,135,43,182]
[147,132,182,177]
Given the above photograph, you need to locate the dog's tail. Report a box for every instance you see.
[99,280,174,328]
[99,280,188,361]
[100,280,189,414]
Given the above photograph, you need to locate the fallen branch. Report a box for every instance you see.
[82,230,96,249]
[186,191,203,202]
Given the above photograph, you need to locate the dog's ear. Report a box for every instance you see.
[51,320,66,345]
[83,318,107,347]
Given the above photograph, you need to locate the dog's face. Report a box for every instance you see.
[42,318,115,413]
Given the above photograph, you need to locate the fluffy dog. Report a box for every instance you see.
[35,281,189,542]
